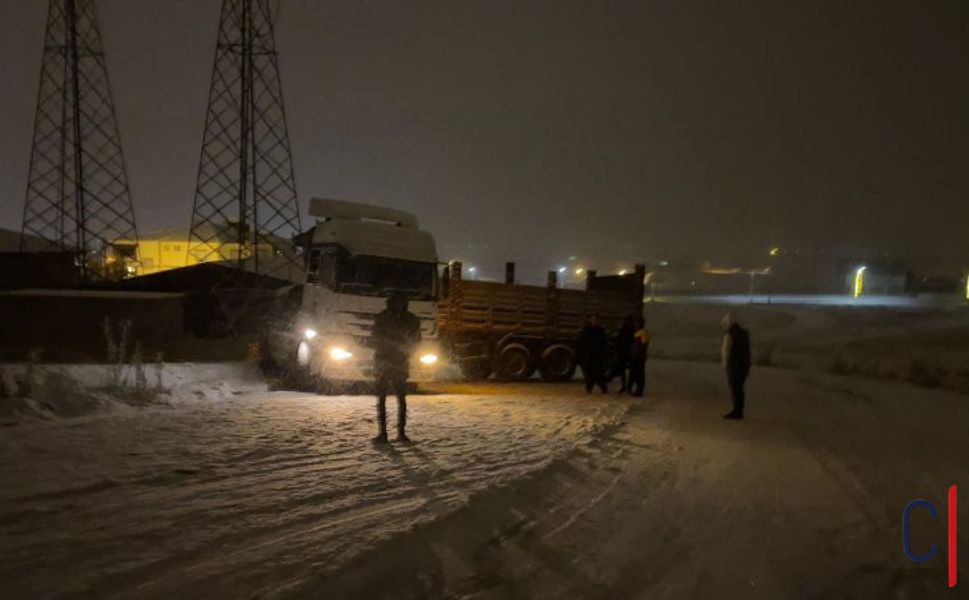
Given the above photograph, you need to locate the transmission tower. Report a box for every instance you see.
[188,0,302,279]
[20,0,139,277]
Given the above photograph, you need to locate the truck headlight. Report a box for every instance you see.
[329,347,353,361]
[304,328,318,340]
[419,353,438,365]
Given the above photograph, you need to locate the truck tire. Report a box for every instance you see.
[539,345,576,382]
[460,358,493,381]
[283,341,321,392]
[497,344,535,381]
[256,335,282,376]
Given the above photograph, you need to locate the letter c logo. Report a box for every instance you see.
[902,499,939,562]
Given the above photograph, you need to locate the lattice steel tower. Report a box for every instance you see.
[20,0,139,276]
[188,0,301,278]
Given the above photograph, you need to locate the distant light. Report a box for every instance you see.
[558,267,567,274]
[304,328,318,340]
[575,268,585,276]
[618,269,627,276]
[568,256,578,261]
[468,266,477,273]
[419,353,438,365]
[659,260,670,267]
[769,247,781,257]
[853,266,867,298]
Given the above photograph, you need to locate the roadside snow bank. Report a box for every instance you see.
[0,362,267,422]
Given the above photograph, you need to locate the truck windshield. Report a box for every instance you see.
[338,255,436,299]
[307,244,437,299]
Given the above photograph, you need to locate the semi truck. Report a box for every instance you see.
[264,198,643,386]
[264,198,443,386]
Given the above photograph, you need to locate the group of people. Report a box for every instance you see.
[369,294,753,445]
[577,311,751,420]
[577,314,652,397]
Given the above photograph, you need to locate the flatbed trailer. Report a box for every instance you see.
[438,262,645,381]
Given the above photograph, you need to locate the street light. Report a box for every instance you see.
[853,266,867,298]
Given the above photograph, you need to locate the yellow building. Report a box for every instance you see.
[113,223,288,276]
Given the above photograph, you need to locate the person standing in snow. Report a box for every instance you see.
[721,312,751,420]
[611,314,635,393]
[577,314,609,394]
[628,316,651,397]
[372,292,421,443]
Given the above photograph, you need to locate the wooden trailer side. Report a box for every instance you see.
[437,262,644,381]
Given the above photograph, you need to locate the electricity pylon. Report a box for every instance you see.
[188,0,302,280]
[20,0,139,278]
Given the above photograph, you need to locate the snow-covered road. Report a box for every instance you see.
[0,382,629,599]
[2,362,967,599]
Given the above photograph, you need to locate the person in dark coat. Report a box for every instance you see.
[628,316,651,397]
[611,314,635,393]
[721,312,751,419]
[577,314,609,394]
[372,292,421,443]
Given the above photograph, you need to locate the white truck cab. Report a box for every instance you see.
[282,198,441,384]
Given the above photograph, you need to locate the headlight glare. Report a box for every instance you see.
[329,347,353,361]
[304,328,318,340]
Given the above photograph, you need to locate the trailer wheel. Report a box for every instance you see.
[460,358,493,381]
[539,345,576,382]
[497,344,535,381]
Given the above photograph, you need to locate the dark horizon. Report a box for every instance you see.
[1,0,967,265]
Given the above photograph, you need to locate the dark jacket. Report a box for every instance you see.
[723,323,751,377]
[615,321,635,362]
[630,328,651,362]
[373,307,421,375]
[577,324,608,366]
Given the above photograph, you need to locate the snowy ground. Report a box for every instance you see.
[0,362,268,422]
[644,299,969,392]
[654,293,967,308]
[2,361,967,599]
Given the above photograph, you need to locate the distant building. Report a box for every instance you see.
[112,222,293,276]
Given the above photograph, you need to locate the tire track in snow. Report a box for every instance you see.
[0,392,631,599]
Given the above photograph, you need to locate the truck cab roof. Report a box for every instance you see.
[308,198,437,264]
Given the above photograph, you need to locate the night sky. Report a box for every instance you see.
[1,0,967,267]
